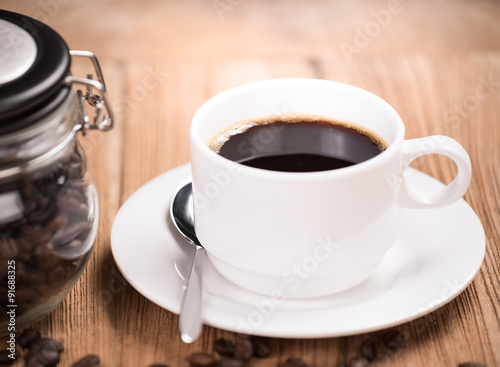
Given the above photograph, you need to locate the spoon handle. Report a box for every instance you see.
[178,245,204,343]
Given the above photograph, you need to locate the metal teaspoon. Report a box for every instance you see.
[170,179,204,343]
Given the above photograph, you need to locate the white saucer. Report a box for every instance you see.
[110,163,485,338]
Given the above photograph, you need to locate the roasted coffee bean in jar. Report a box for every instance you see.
[0,10,114,334]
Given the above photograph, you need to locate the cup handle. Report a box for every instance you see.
[400,135,472,208]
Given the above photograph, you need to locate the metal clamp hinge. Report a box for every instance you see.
[65,50,115,135]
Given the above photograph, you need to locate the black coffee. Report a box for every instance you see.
[208,117,387,172]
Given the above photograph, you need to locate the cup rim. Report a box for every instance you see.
[190,78,405,180]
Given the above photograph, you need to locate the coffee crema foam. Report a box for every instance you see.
[207,113,389,153]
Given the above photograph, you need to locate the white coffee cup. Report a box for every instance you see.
[190,79,471,298]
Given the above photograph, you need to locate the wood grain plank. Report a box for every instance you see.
[3,52,499,367]
[2,0,500,59]
[0,0,499,365]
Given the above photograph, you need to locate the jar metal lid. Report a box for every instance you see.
[0,10,71,130]
[0,10,114,136]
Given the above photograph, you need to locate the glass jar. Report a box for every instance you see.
[0,10,114,334]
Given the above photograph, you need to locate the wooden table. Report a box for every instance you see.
[1,0,499,366]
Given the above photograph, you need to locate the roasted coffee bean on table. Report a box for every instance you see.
[250,336,272,358]
[18,329,41,349]
[26,338,64,366]
[359,340,377,361]
[382,330,405,350]
[233,339,254,361]
[71,354,101,367]
[187,352,216,367]
[279,358,310,367]
[214,338,235,357]
[24,351,56,367]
